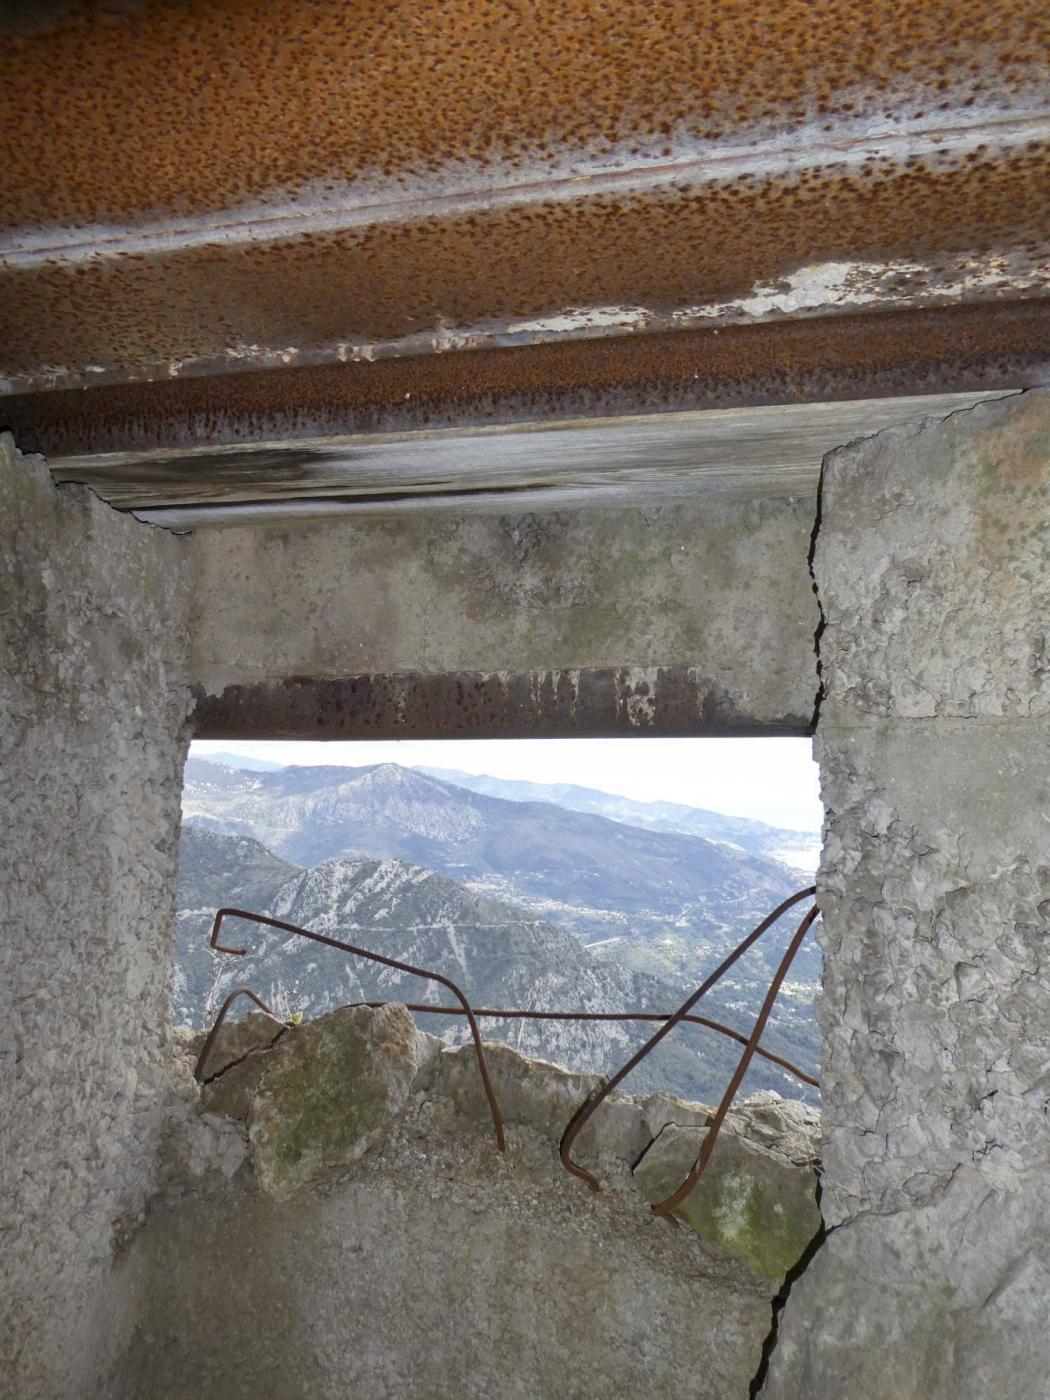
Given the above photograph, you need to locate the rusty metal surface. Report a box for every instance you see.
[0,2,1047,393]
[2,143,1046,390]
[209,905,507,1152]
[199,886,819,1215]
[190,671,815,742]
[4,303,1047,469]
[4,1,1044,230]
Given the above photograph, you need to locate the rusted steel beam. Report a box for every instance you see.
[4,303,1047,462]
[190,671,814,742]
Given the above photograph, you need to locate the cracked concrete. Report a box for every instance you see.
[6,381,1049,1397]
[762,388,1050,1399]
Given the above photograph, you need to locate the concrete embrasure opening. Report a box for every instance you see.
[154,736,828,1395]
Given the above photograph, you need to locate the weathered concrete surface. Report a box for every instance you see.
[37,390,1010,517]
[814,721,1050,1224]
[189,493,820,736]
[0,434,196,1400]
[818,390,1050,723]
[763,388,1050,1399]
[138,1005,822,1399]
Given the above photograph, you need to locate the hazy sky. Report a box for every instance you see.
[191,736,822,831]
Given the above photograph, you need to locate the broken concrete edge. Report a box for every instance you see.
[176,1004,822,1287]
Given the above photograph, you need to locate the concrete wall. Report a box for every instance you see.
[120,1006,821,1400]
[0,436,193,1400]
[188,493,820,737]
[763,389,1050,1398]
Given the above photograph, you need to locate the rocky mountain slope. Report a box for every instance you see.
[420,765,821,872]
[175,827,819,1104]
[182,758,819,1002]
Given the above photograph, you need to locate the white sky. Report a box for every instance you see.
[191,736,822,832]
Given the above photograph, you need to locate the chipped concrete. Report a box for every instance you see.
[762,388,1050,1399]
[127,1004,822,1398]
[816,389,1049,722]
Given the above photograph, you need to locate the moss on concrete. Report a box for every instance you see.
[633,1124,821,1283]
[246,1004,422,1199]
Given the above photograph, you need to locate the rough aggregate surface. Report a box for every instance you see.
[0,434,196,1400]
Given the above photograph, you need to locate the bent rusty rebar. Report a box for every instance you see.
[559,886,817,1194]
[651,902,820,1215]
[209,906,507,1152]
[193,986,285,1083]
[343,1002,818,1089]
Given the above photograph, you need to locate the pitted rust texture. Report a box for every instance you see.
[1,141,1047,386]
[1,0,1045,228]
[191,670,813,741]
[4,302,1048,461]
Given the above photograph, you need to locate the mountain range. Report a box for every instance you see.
[176,827,818,1105]
[177,757,821,1102]
[419,765,820,872]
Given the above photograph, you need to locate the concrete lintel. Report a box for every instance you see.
[187,493,820,730]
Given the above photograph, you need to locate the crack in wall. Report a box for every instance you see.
[748,1180,831,1397]
[806,455,827,734]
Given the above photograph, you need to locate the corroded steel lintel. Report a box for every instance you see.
[192,670,814,741]
[3,302,1046,463]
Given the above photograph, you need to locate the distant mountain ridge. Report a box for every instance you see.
[199,751,286,772]
[420,765,820,872]
[175,827,819,1104]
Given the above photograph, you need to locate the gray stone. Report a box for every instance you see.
[437,1038,651,1165]
[246,1003,433,1198]
[199,1044,275,1123]
[633,1123,821,1283]
[726,1093,822,1166]
[640,1090,714,1140]
[190,1009,287,1081]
